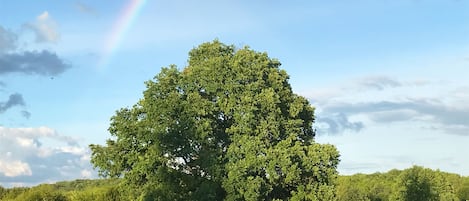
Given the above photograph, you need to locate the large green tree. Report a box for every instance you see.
[90,40,340,200]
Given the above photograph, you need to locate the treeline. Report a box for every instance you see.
[0,178,122,201]
[337,166,469,201]
[1,166,469,201]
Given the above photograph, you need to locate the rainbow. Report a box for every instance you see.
[98,0,147,70]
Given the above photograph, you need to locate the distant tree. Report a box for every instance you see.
[391,166,458,201]
[90,40,340,200]
[367,173,394,201]
[337,176,370,201]
[67,186,121,201]
[0,185,5,200]
[1,187,28,200]
[456,178,469,201]
[457,184,469,201]
[337,173,392,201]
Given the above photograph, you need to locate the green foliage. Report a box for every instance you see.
[337,166,461,201]
[456,178,469,201]
[337,172,397,201]
[337,174,372,201]
[0,179,123,201]
[391,166,458,201]
[53,178,121,191]
[5,185,67,201]
[67,186,121,201]
[0,185,5,200]
[0,187,28,200]
[58,179,123,201]
[90,40,340,200]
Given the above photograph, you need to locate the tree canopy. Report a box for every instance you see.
[89,40,340,200]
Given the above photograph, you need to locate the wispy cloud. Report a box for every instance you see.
[0,93,25,114]
[21,110,31,119]
[74,1,98,17]
[0,26,17,53]
[306,76,429,104]
[357,76,402,90]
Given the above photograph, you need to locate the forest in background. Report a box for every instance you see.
[1,166,469,201]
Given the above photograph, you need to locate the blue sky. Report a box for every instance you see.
[0,0,468,187]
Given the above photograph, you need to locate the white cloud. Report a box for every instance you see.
[0,160,32,177]
[356,76,402,90]
[1,126,55,139]
[305,76,432,103]
[16,137,35,147]
[80,169,92,178]
[24,11,60,43]
[0,126,96,187]
[59,146,86,155]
